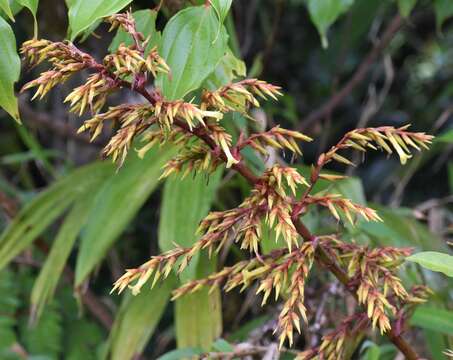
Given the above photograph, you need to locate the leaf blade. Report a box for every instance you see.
[406,251,453,277]
[0,16,20,121]
[67,0,132,41]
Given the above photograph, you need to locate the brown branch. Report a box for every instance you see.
[0,191,113,330]
[298,14,403,131]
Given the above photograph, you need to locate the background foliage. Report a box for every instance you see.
[0,0,452,359]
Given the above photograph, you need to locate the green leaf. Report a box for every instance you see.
[203,48,246,90]
[159,171,221,281]
[410,306,453,335]
[0,0,14,21]
[210,0,232,24]
[0,16,20,121]
[75,146,175,286]
[406,251,453,277]
[30,191,102,321]
[434,0,453,32]
[157,348,204,360]
[159,172,222,350]
[156,6,228,100]
[436,129,453,143]
[107,275,176,360]
[359,206,446,251]
[15,0,38,36]
[174,255,222,350]
[396,0,416,17]
[306,0,354,48]
[423,329,447,360]
[67,0,132,41]
[211,338,234,352]
[108,9,161,54]
[0,162,113,271]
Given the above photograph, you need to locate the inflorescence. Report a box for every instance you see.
[20,10,434,356]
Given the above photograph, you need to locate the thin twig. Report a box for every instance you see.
[298,14,403,131]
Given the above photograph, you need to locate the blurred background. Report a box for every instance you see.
[0,0,452,359]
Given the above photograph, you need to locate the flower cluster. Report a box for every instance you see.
[201,78,283,114]
[304,194,382,225]
[296,313,369,360]
[20,39,101,100]
[20,15,435,357]
[238,125,313,158]
[321,237,413,334]
[320,125,433,167]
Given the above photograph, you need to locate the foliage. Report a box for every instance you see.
[0,0,452,359]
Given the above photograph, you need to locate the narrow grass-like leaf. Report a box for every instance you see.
[75,146,175,286]
[107,275,176,360]
[30,191,101,321]
[0,162,113,271]
[159,172,222,349]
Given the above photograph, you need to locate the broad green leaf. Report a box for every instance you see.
[15,0,38,36]
[204,48,246,90]
[410,306,453,335]
[109,9,161,53]
[359,205,446,251]
[306,0,354,48]
[156,6,228,100]
[434,0,453,31]
[108,275,176,360]
[31,192,102,321]
[75,146,175,286]
[0,162,113,271]
[360,342,380,360]
[67,0,132,41]
[0,0,14,21]
[0,16,20,121]
[423,329,447,360]
[397,0,416,17]
[436,129,453,143]
[406,251,453,277]
[210,0,232,24]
